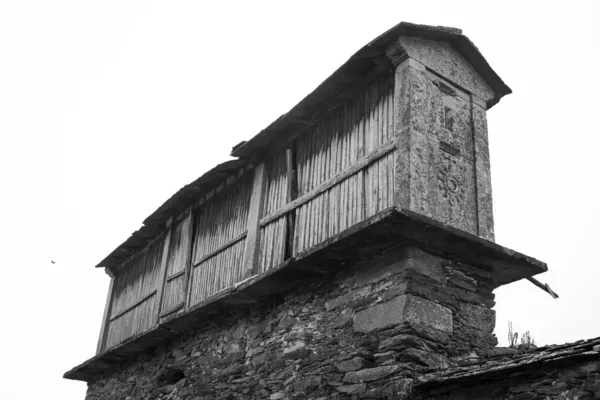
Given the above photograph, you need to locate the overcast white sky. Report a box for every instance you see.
[1,1,599,399]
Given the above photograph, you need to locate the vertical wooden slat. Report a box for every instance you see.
[96,269,115,354]
[243,163,267,277]
[180,211,195,310]
[154,217,174,323]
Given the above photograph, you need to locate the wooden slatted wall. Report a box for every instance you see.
[99,72,400,352]
[258,151,289,273]
[294,73,396,254]
[159,215,192,320]
[105,236,164,349]
[188,172,253,306]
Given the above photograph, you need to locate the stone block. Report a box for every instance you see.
[353,294,453,333]
[336,357,374,372]
[458,303,495,333]
[282,341,308,360]
[337,383,367,395]
[343,365,401,383]
[325,287,371,311]
[333,313,353,328]
[355,247,445,288]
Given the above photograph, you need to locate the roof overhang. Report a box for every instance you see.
[94,22,511,272]
[231,22,511,160]
[95,159,249,270]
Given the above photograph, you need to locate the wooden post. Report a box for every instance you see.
[181,211,196,310]
[242,163,267,277]
[96,268,115,354]
[154,217,173,324]
[285,147,298,258]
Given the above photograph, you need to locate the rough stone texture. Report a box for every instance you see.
[82,246,498,400]
[416,337,600,400]
[473,102,495,241]
[395,59,490,238]
[353,294,453,333]
[396,35,495,102]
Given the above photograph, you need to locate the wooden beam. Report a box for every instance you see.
[242,163,267,277]
[182,211,196,310]
[154,217,173,324]
[191,232,248,268]
[260,139,396,227]
[526,276,559,299]
[110,290,157,322]
[285,148,298,258]
[159,301,185,318]
[96,273,115,354]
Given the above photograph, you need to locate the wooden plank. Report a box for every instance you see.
[260,139,397,227]
[166,270,185,282]
[160,301,184,318]
[109,290,156,322]
[242,163,267,277]
[286,147,297,257]
[154,218,174,324]
[180,211,195,310]
[96,270,115,354]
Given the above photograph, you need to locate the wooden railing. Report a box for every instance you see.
[97,71,398,353]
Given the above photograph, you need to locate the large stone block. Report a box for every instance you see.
[354,247,444,288]
[353,294,453,333]
[458,303,495,333]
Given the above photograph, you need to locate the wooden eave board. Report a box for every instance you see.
[64,206,545,382]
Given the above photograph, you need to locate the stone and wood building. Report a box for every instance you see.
[64,22,600,399]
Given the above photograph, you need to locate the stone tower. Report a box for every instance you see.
[64,23,549,400]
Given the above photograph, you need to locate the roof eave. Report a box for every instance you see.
[231,22,511,160]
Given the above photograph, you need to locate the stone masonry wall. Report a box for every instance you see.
[85,246,498,400]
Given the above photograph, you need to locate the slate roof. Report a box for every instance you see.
[419,337,600,390]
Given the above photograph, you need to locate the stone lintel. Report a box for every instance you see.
[353,294,453,333]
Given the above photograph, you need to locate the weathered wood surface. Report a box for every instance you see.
[66,205,546,382]
[158,214,193,321]
[154,219,173,326]
[96,159,249,271]
[105,290,157,350]
[242,163,267,277]
[258,216,287,273]
[189,238,246,306]
[231,22,511,161]
[260,138,396,227]
[105,236,164,349]
[99,75,399,349]
[96,274,115,354]
[191,173,252,264]
[186,172,253,307]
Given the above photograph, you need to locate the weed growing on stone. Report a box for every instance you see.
[508,321,537,350]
